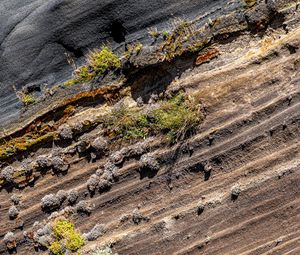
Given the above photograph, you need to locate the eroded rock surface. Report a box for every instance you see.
[0,0,300,254]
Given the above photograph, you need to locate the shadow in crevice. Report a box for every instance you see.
[128,53,198,103]
[139,166,159,179]
[110,20,127,44]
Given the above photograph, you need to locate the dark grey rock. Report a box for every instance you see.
[0,0,244,129]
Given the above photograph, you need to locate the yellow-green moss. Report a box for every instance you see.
[73,47,121,83]
[49,241,64,255]
[244,0,256,7]
[87,47,121,75]
[0,133,55,162]
[21,94,35,106]
[64,79,79,87]
[52,219,84,252]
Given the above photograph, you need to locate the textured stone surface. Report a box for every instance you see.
[0,0,236,127]
[0,1,300,255]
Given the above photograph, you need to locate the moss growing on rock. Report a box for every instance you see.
[49,240,64,255]
[74,47,121,83]
[51,219,84,253]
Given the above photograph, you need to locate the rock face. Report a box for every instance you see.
[0,0,234,127]
[0,0,300,255]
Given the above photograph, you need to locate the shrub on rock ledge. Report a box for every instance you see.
[74,47,121,82]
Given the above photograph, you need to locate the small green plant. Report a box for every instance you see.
[50,219,84,254]
[104,106,149,140]
[21,94,36,106]
[148,27,160,39]
[73,47,121,83]
[13,85,36,106]
[103,93,202,143]
[162,31,170,40]
[87,47,121,75]
[152,93,201,142]
[123,42,143,60]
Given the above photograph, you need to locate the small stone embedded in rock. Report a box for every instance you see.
[91,136,108,151]
[109,150,124,165]
[87,174,100,193]
[75,201,92,214]
[231,185,241,199]
[57,123,73,140]
[36,155,50,168]
[10,194,21,205]
[83,224,105,241]
[132,208,143,224]
[56,190,67,203]
[67,189,79,205]
[140,154,159,171]
[8,205,19,220]
[3,232,16,250]
[1,166,15,182]
[51,156,69,172]
[41,194,61,210]
[197,202,205,215]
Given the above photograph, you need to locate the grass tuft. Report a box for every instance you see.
[103,93,203,143]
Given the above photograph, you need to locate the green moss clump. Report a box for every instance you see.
[22,94,35,106]
[63,79,79,87]
[52,219,84,252]
[49,241,64,255]
[244,0,256,7]
[72,47,121,83]
[87,47,121,75]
